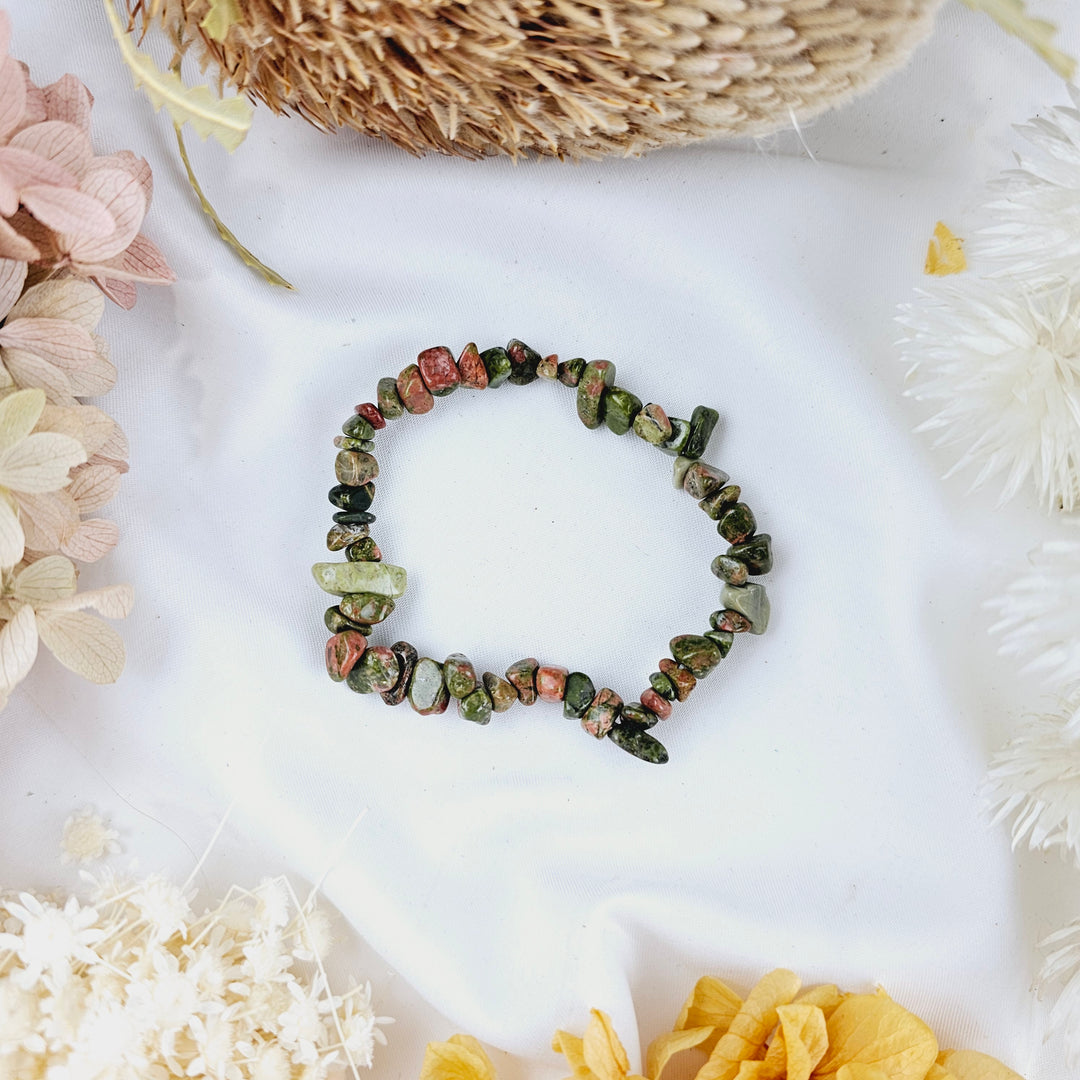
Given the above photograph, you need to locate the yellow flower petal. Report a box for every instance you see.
[676,977,744,1033]
[696,970,801,1080]
[937,1049,1024,1080]
[835,1065,891,1080]
[646,1026,713,1080]
[815,992,938,1080]
[583,1009,631,1080]
[0,387,45,455]
[772,1004,828,1080]
[420,1035,497,1080]
[924,221,967,276]
[925,1064,957,1080]
[553,1029,592,1080]
[793,985,844,1017]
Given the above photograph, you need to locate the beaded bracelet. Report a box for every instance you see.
[312,340,772,764]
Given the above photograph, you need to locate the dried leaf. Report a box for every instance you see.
[14,554,77,604]
[646,1026,713,1080]
[104,0,252,152]
[11,278,104,330]
[0,257,26,319]
[59,517,119,562]
[583,1010,631,1080]
[0,602,37,692]
[0,387,45,453]
[0,431,86,493]
[419,1035,497,1080]
[925,222,967,276]
[0,493,24,566]
[67,463,120,512]
[201,0,243,41]
[35,607,125,683]
[959,0,1075,79]
[42,581,132,618]
[937,1050,1024,1080]
[10,121,93,178]
[815,993,938,1080]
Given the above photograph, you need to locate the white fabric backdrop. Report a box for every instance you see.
[3,2,1080,1078]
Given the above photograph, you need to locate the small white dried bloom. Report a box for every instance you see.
[984,695,1080,861]
[898,282,1080,513]
[60,806,120,865]
[128,874,192,942]
[988,534,1080,692]
[1041,916,1080,1068]
[0,893,102,990]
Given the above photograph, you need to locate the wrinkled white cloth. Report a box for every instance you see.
[3,1,1079,1077]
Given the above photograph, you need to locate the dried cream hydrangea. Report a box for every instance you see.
[60,807,120,865]
[0,872,392,1078]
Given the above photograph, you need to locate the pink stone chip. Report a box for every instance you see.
[325,630,367,682]
[640,688,672,720]
[354,402,386,429]
[457,343,489,389]
[397,364,434,414]
[535,664,569,702]
[417,346,461,395]
[714,610,752,633]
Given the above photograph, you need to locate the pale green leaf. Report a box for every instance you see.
[103,0,252,152]
[36,608,125,683]
[0,603,37,694]
[0,389,46,455]
[0,432,87,494]
[201,0,243,41]
[14,555,77,605]
[960,0,1076,79]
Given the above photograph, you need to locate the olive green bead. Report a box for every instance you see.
[483,672,518,713]
[620,702,659,730]
[669,634,723,677]
[699,484,741,519]
[562,671,595,719]
[604,387,642,436]
[710,554,748,586]
[346,646,400,694]
[324,606,369,634]
[705,619,735,656]
[683,405,719,460]
[480,347,512,388]
[339,592,395,624]
[335,450,379,487]
[557,358,586,386]
[458,687,494,724]
[346,538,382,562]
[342,414,375,440]
[649,671,677,701]
[608,724,668,764]
[672,456,694,490]
[717,502,756,544]
[659,417,691,456]
[377,377,405,419]
[506,339,542,385]
[633,403,673,445]
[444,653,478,699]
[728,533,773,574]
[334,436,375,451]
[576,360,616,430]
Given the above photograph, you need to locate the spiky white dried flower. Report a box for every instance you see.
[898,282,1080,513]
[0,873,390,1078]
[983,696,1080,861]
[974,86,1080,288]
[987,534,1080,691]
[60,806,120,865]
[1041,917,1080,1068]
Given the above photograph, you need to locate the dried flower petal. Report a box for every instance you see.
[0,602,37,693]
[13,554,77,604]
[35,607,124,683]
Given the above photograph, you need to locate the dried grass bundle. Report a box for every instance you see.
[132,0,942,158]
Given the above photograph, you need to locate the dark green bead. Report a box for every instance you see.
[342,414,375,440]
[604,387,642,436]
[683,405,719,460]
[506,339,542,385]
[619,702,659,730]
[483,671,518,712]
[608,724,668,764]
[346,538,382,562]
[346,646,400,694]
[339,592,394,624]
[480,347,512,388]
[333,511,376,525]
[728,533,772,574]
[458,687,493,724]
[717,502,756,544]
[444,653,478,699]
[557,358,586,387]
[324,606,369,634]
[710,554,748,586]
[705,620,735,656]
[381,641,418,706]
[649,671,677,701]
[562,671,595,719]
[377,377,405,419]
[577,360,616,429]
[659,417,691,456]
[328,483,375,513]
[334,436,374,451]
[669,634,723,678]
[699,484,741,519]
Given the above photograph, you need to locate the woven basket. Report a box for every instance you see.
[142,0,943,158]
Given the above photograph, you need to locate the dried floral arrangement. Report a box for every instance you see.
[0,806,392,1078]
[897,89,1080,1064]
[422,969,1024,1080]
[0,8,173,706]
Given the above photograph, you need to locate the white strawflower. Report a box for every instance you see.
[974,86,1080,288]
[60,806,120,865]
[898,282,1080,512]
[984,696,1080,861]
[987,535,1080,691]
[1041,916,1080,1068]
[0,893,103,991]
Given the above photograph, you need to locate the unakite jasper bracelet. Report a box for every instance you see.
[312,340,772,764]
